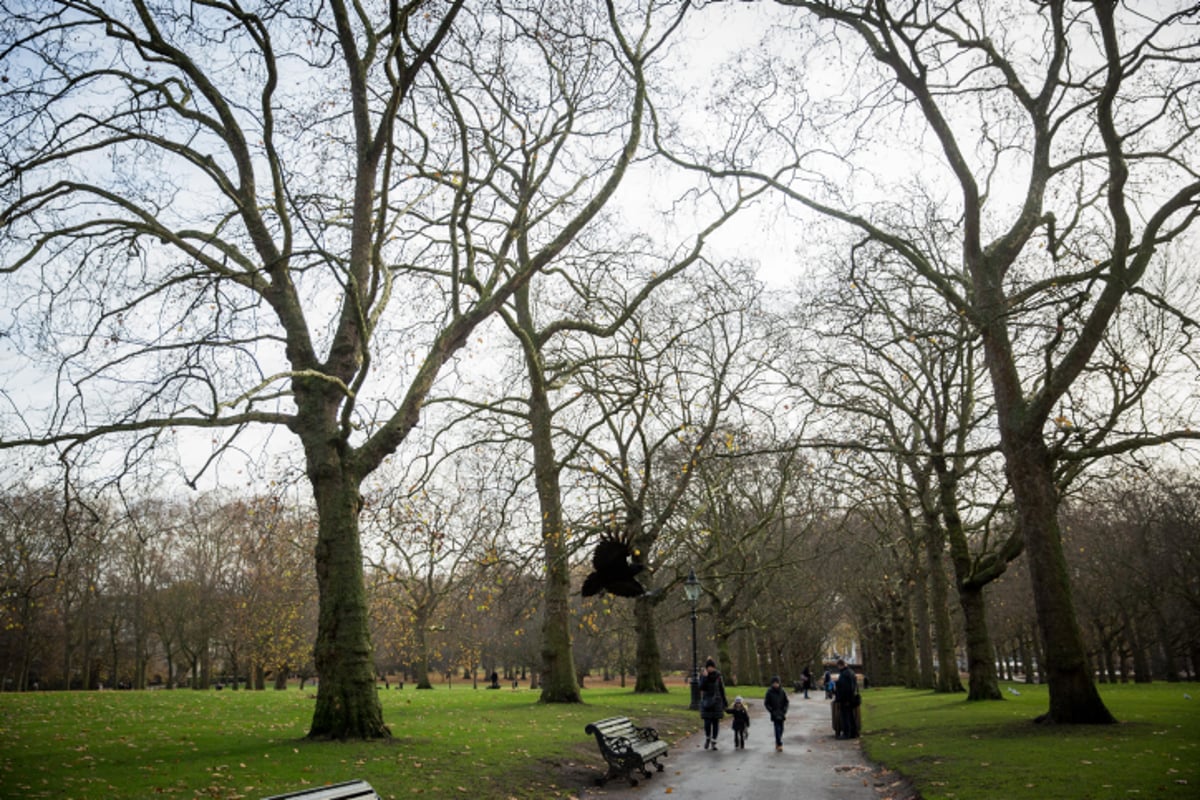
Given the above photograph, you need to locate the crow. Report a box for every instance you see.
[581,535,648,598]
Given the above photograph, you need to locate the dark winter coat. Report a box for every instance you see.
[764,684,790,722]
[699,669,728,720]
[730,703,750,732]
[835,666,858,704]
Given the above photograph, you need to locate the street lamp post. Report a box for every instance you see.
[684,568,702,710]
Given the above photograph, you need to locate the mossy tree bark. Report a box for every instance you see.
[918,505,964,694]
[941,456,1020,701]
[957,586,1001,701]
[305,440,387,739]
[1002,440,1114,722]
[532,433,582,704]
[633,594,668,693]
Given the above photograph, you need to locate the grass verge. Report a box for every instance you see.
[0,682,698,800]
[3,679,1196,799]
[861,680,1199,800]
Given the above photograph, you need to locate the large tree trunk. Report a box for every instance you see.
[1155,610,1179,682]
[633,594,667,693]
[938,461,1010,701]
[133,596,147,690]
[922,516,964,693]
[1018,635,1034,684]
[538,552,580,703]
[414,625,433,690]
[511,283,581,705]
[958,585,1002,700]
[1124,610,1153,684]
[736,630,756,687]
[712,597,736,681]
[1005,445,1115,723]
[529,400,581,703]
[307,461,388,739]
[910,558,935,689]
[897,594,912,690]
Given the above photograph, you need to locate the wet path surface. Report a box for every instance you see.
[581,692,909,800]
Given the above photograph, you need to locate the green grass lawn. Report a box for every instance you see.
[2,680,1197,800]
[861,681,1200,800]
[0,682,698,799]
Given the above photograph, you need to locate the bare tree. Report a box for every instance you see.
[688,0,1200,723]
[497,239,750,702]
[790,250,1030,697]
[564,262,785,690]
[0,488,69,690]
[0,0,685,736]
[362,459,502,689]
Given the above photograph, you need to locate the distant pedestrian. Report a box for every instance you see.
[800,666,812,699]
[834,658,859,739]
[823,667,834,699]
[698,657,729,750]
[730,695,750,749]
[764,675,790,752]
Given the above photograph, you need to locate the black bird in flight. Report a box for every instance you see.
[581,535,649,598]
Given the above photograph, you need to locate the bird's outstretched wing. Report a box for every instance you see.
[603,577,648,598]
[581,536,647,597]
[581,571,607,597]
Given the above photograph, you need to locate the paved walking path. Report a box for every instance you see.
[581,692,912,800]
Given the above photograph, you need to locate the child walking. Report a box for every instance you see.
[730,696,751,749]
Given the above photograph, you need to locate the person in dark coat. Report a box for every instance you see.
[800,666,813,699]
[729,695,750,749]
[834,658,859,739]
[698,657,729,750]
[764,675,790,751]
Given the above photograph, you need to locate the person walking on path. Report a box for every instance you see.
[801,666,813,699]
[582,682,894,800]
[699,657,729,750]
[764,675,790,751]
[730,695,751,749]
[834,658,859,739]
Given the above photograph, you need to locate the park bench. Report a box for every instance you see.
[261,779,380,800]
[584,715,669,786]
